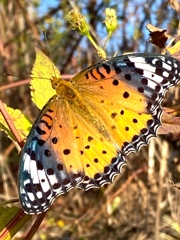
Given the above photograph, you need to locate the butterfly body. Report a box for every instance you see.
[19,50,180,214]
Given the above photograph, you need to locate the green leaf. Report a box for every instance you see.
[0,105,32,141]
[0,206,31,239]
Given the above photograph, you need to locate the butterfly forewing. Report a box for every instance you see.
[19,51,180,214]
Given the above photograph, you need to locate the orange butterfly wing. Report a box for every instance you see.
[19,52,180,214]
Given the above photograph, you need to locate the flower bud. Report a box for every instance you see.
[104,8,117,34]
[66,9,90,36]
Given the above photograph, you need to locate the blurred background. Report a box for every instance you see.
[0,0,180,239]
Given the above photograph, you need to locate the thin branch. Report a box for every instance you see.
[0,100,23,148]
[25,212,47,240]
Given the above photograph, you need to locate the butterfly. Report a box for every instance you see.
[18,48,180,214]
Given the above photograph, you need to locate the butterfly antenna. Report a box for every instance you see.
[43,31,53,63]
[43,31,57,77]
[4,72,18,78]
[3,72,31,81]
